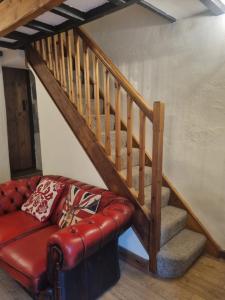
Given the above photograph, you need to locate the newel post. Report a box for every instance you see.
[150,101,165,273]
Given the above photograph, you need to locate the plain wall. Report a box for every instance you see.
[83,5,225,248]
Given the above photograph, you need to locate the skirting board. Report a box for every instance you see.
[119,246,149,273]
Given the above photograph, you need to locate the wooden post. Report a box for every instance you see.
[150,101,165,273]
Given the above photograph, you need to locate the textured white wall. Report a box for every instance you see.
[83,5,225,248]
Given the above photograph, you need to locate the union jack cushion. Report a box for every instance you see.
[58,185,101,228]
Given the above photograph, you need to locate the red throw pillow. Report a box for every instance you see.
[58,184,101,229]
[21,178,65,222]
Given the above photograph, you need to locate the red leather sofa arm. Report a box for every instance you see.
[48,199,134,271]
[0,176,41,216]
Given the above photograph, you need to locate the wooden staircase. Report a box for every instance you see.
[26,27,221,277]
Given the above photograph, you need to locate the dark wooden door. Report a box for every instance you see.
[3,67,35,173]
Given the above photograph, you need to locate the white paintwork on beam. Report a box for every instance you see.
[65,0,108,12]
[35,11,67,25]
[16,26,38,35]
[144,0,208,19]
[0,37,16,43]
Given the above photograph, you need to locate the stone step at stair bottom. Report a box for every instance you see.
[121,166,152,191]
[90,114,115,132]
[156,229,206,278]
[111,148,140,169]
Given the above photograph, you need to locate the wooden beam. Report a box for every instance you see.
[6,31,29,41]
[51,4,85,21]
[25,20,55,33]
[0,0,65,37]
[139,0,176,23]
[200,0,225,15]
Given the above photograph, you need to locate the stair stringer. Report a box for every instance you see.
[27,46,151,252]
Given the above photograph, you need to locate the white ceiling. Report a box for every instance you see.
[145,0,208,19]
[65,0,108,12]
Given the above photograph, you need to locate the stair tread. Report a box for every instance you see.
[144,185,170,208]
[160,206,187,246]
[120,165,152,190]
[157,229,206,278]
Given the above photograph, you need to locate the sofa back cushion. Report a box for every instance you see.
[47,176,122,225]
[57,184,101,228]
[21,178,65,222]
[0,176,41,216]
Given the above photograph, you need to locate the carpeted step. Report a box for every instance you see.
[143,185,170,209]
[160,206,187,246]
[111,147,139,169]
[121,165,152,191]
[101,131,127,148]
[157,229,206,278]
[82,98,104,114]
[91,114,115,132]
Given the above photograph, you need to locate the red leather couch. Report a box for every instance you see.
[0,175,134,300]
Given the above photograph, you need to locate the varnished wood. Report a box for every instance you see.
[115,83,121,171]
[138,110,146,206]
[53,35,60,81]
[127,96,133,188]
[66,30,75,103]
[41,39,47,63]
[27,46,150,250]
[47,37,53,71]
[150,101,164,273]
[93,55,101,141]
[104,68,111,155]
[76,28,153,122]
[83,41,91,126]
[0,0,65,37]
[74,33,83,114]
[59,32,67,91]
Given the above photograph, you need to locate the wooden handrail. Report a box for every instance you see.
[76,28,153,122]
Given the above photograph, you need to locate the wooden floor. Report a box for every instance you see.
[0,255,225,300]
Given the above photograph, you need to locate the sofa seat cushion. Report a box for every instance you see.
[0,225,58,293]
[0,211,49,248]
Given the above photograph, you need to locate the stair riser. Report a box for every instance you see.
[144,188,170,209]
[112,149,140,169]
[132,168,152,191]
[101,131,127,149]
[91,115,115,132]
[82,99,104,114]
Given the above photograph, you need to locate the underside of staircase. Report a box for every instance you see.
[26,27,221,279]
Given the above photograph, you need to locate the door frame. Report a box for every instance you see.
[3,66,36,175]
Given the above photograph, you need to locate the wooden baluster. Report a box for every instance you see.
[127,95,133,187]
[35,40,41,53]
[53,35,60,81]
[83,41,91,126]
[150,101,165,273]
[59,32,67,91]
[74,32,83,114]
[67,29,75,103]
[51,36,56,78]
[41,39,47,62]
[93,54,101,141]
[138,110,146,205]
[115,83,121,171]
[104,68,111,155]
[47,36,53,71]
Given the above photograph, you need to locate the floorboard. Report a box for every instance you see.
[0,255,224,300]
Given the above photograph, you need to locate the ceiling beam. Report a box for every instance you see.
[139,0,176,22]
[107,0,127,5]
[200,0,225,15]
[6,31,29,41]
[0,40,16,49]
[0,0,65,37]
[51,4,85,21]
[25,20,56,33]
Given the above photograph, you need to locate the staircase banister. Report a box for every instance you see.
[76,27,153,122]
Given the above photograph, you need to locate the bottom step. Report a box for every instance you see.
[157,229,206,278]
